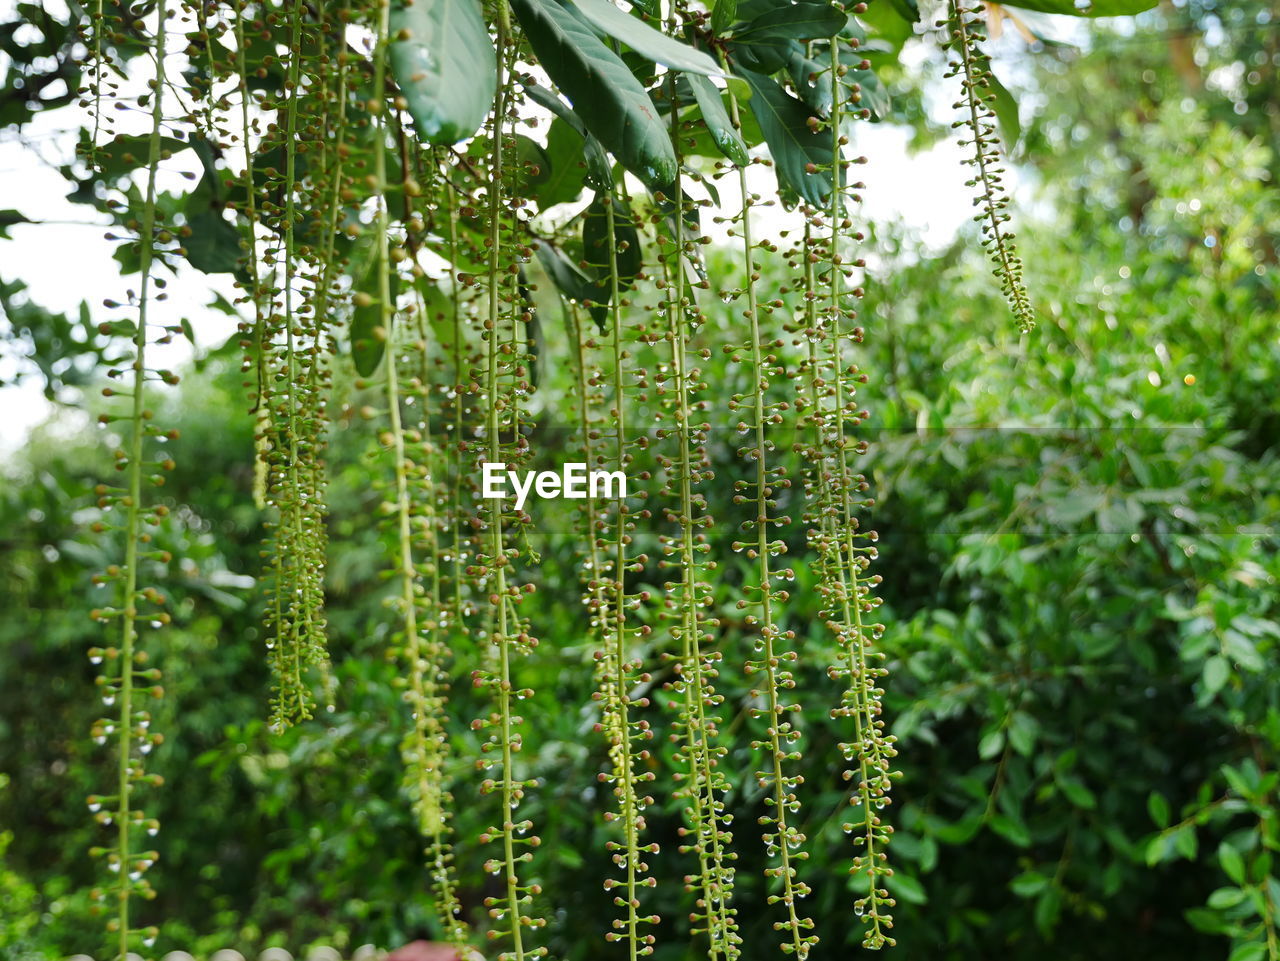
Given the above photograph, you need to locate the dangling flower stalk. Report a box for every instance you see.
[86,2,168,955]
[793,26,898,947]
[230,0,269,503]
[657,70,738,961]
[597,190,658,958]
[474,8,545,956]
[722,80,817,958]
[945,0,1035,331]
[373,18,469,944]
[261,0,331,728]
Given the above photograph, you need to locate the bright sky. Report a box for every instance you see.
[0,1,1075,456]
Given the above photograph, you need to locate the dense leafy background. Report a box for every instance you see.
[2,0,1280,960]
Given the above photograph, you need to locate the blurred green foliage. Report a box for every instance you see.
[3,4,1280,961]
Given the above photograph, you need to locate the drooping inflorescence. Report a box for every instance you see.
[68,0,1141,953]
[82,1,171,956]
[944,0,1036,331]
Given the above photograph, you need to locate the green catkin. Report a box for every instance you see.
[473,8,546,957]
[371,16,470,944]
[597,191,659,959]
[791,25,899,948]
[86,1,168,956]
[722,81,818,958]
[656,72,739,961]
[261,0,331,728]
[944,0,1036,331]
[230,0,270,508]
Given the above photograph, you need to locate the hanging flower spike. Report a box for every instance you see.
[719,67,819,961]
[84,0,170,956]
[944,0,1036,332]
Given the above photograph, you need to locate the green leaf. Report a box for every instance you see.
[1227,943,1267,961]
[512,134,553,197]
[184,210,243,275]
[735,67,831,206]
[887,0,919,21]
[784,43,832,116]
[94,133,190,180]
[1057,774,1097,810]
[711,0,739,34]
[522,83,613,190]
[533,239,598,304]
[1033,886,1062,935]
[510,0,677,188]
[978,728,1004,760]
[1007,710,1039,755]
[685,74,750,165]
[989,813,1032,848]
[0,208,31,240]
[1220,841,1247,884]
[537,118,591,207]
[350,266,398,377]
[1010,871,1049,897]
[986,69,1021,153]
[1203,654,1231,696]
[582,191,643,306]
[1207,886,1248,910]
[735,0,847,41]
[1174,824,1199,860]
[1147,791,1170,828]
[569,0,725,76]
[889,871,927,904]
[1002,0,1158,16]
[389,0,496,144]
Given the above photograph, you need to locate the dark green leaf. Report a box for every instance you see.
[583,192,643,307]
[534,240,599,304]
[735,1,847,42]
[685,74,750,165]
[1002,0,1157,15]
[850,67,891,121]
[351,266,398,377]
[0,208,30,239]
[1219,841,1247,884]
[1146,791,1170,828]
[184,210,243,275]
[537,118,591,207]
[784,44,832,117]
[887,0,919,22]
[570,0,725,77]
[711,0,739,34]
[512,134,553,197]
[986,69,1021,153]
[523,82,614,190]
[389,0,496,144]
[736,67,831,206]
[510,0,677,188]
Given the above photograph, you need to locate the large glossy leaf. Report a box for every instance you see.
[184,210,243,275]
[734,0,847,41]
[685,74,750,165]
[736,67,831,206]
[534,239,598,303]
[569,0,725,77]
[711,0,739,34]
[986,69,1021,153]
[523,81,614,190]
[350,262,399,377]
[537,118,591,206]
[583,191,643,295]
[1002,0,1157,15]
[389,0,495,144]
[510,0,677,188]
